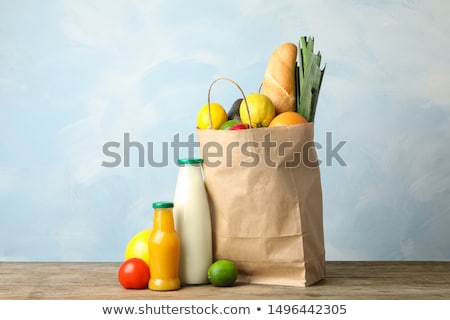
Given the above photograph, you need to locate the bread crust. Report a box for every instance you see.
[261,42,297,114]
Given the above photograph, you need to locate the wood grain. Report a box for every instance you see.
[0,261,449,300]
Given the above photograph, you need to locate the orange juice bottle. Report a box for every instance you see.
[148,201,180,291]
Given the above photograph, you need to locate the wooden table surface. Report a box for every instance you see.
[1,261,449,300]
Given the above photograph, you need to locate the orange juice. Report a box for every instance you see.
[148,202,180,291]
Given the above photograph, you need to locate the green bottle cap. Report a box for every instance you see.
[152,201,174,208]
[177,158,204,165]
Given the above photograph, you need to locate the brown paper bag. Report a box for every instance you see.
[197,122,325,287]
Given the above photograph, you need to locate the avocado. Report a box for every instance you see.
[227,98,242,121]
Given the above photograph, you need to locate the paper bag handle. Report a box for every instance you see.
[207,77,252,129]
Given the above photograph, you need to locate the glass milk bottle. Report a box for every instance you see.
[173,158,212,284]
[148,201,180,291]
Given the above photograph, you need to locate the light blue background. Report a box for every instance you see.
[1,0,449,261]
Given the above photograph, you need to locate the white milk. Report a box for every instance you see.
[173,159,212,284]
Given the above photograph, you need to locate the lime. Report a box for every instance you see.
[124,229,152,267]
[197,102,228,129]
[207,259,238,287]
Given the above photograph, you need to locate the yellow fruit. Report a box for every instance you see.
[239,93,275,127]
[269,111,308,127]
[197,102,228,129]
[207,259,238,287]
[124,229,152,266]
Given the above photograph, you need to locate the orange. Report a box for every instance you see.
[268,111,308,127]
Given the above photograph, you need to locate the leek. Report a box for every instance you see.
[297,36,326,122]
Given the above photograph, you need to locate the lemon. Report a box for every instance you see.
[124,229,152,267]
[240,93,275,127]
[197,102,228,129]
[207,259,238,287]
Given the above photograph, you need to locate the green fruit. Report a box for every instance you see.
[219,119,241,130]
[207,260,238,287]
[227,98,242,121]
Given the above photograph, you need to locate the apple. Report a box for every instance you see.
[230,123,249,130]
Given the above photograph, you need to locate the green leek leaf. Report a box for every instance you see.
[296,36,325,122]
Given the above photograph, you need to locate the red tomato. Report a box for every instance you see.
[118,258,150,289]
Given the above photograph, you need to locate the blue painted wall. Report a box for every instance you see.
[1,0,449,261]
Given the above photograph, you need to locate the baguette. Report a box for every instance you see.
[261,42,297,114]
